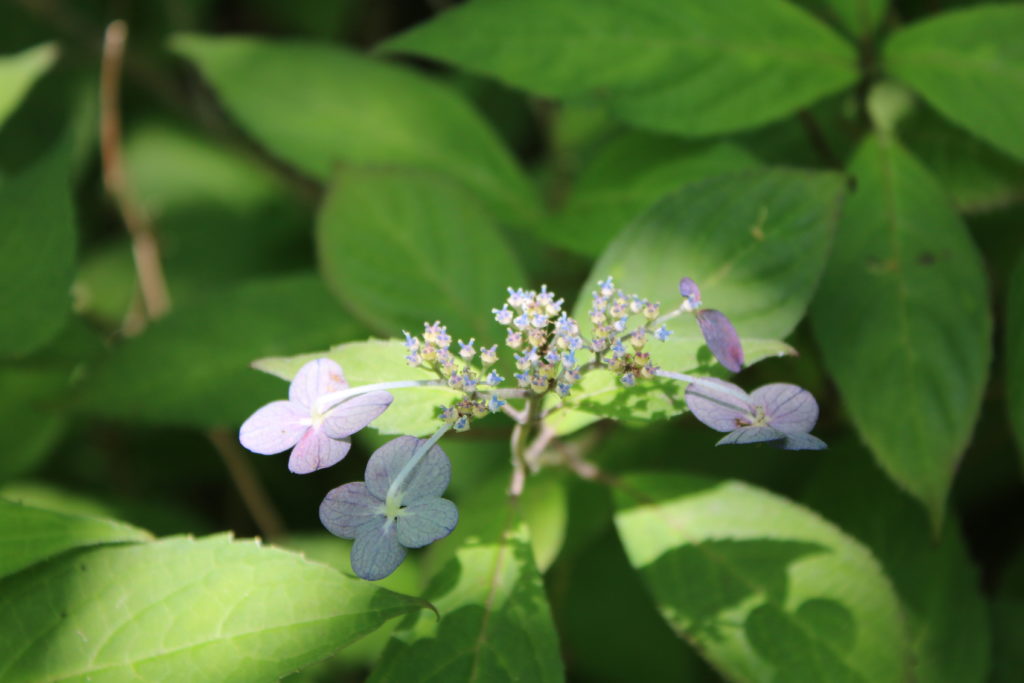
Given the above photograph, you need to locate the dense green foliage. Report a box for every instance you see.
[1,1,1022,681]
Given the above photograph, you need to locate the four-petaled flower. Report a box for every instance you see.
[684,378,826,450]
[320,436,458,580]
[239,358,393,474]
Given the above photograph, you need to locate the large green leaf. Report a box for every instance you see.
[1008,251,1024,473]
[252,340,459,438]
[317,167,527,340]
[0,142,75,358]
[0,533,425,682]
[369,521,564,682]
[613,473,911,682]
[0,500,151,580]
[171,34,539,225]
[802,445,990,683]
[884,5,1024,162]
[810,136,991,528]
[548,132,760,257]
[0,42,56,131]
[576,168,845,341]
[384,0,858,138]
[73,274,363,428]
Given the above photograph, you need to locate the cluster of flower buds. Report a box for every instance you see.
[494,286,587,398]
[402,320,506,432]
[588,277,673,387]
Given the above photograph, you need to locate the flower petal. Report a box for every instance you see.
[364,435,451,504]
[288,428,351,474]
[751,383,819,434]
[319,482,385,539]
[678,277,702,310]
[695,309,744,373]
[777,432,828,451]
[684,379,754,432]
[397,497,458,548]
[351,523,407,581]
[289,358,347,410]
[716,426,787,446]
[239,400,307,455]
[322,390,394,439]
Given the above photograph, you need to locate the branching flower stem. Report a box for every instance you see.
[509,395,544,497]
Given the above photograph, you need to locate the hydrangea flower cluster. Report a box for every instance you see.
[238,274,826,581]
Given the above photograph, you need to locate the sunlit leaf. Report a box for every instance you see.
[614,473,911,682]
[0,534,425,682]
[0,42,56,131]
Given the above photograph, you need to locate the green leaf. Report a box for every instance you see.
[576,168,845,340]
[802,445,990,683]
[171,34,539,225]
[0,142,75,358]
[370,520,564,682]
[902,105,1024,214]
[317,167,527,340]
[613,473,911,682]
[544,338,796,437]
[0,533,425,682]
[0,364,68,481]
[548,132,760,257]
[0,43,56,131]
[809,135,991,528]
[73,274,363,428]
[991,599,1024,683]
[253,340,459,438]
[884,5,1024,162]
[0,500,151,580]
[383,0,858,138]
[795,0,888,40]
[1008,251,1024,473]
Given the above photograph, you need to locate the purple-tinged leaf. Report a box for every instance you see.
[238,400,307,455]
[696,309,744,373]
[716,426,787,446]
[684,379,753,432]
[679,277,702,310]
[322,390,394,439]
[289,358,347,411]
[288,429,351,474]
[397,498,459,548]
[752,383,819,434]
[351,524,406,581]
[320,482,384,538]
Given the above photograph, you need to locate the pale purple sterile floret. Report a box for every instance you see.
[320,436,457,581]
[695,309,744,373]
[684,378,826,450]
[679,277,702,311]
[239,358,393,474]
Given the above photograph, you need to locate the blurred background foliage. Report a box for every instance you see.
[1,0,1024,681]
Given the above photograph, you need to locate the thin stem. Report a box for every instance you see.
[100,20,172,328]
[654,368,751,411]
[316,379,443,413]
[508,396,542,497]
[386,425,450,506]
[523,425,557,472]
[207,429,287,542]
